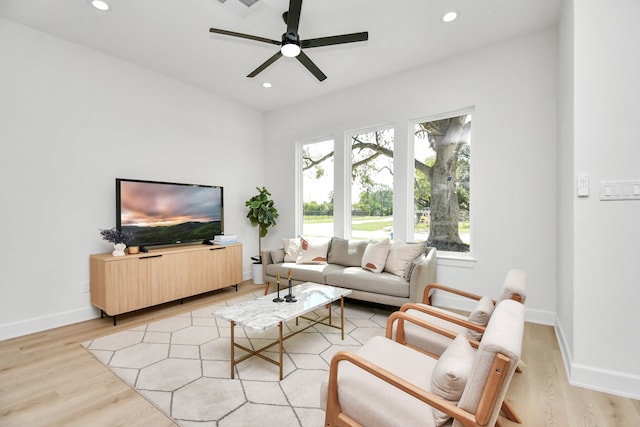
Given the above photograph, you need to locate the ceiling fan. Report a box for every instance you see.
[209,0,368,81]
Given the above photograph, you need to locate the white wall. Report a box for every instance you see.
[264,30,559,325]
[556,0,575,368]
[0,18,265,339]
[568,0,640,398]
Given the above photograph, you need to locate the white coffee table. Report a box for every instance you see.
[213,282,352,379]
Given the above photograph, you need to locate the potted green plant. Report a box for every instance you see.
[245,187,278,284]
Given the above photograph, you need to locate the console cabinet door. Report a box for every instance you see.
[222,244,243,286]
[151,252,189,305]
[92,256,152,316]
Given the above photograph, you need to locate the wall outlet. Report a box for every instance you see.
[82,281,90,293]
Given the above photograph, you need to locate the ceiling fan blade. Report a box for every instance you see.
[209,28,280,46]
[247,51,283,78]
[296,51,327,81]
[301,32,369,49]
[286,0,302,35]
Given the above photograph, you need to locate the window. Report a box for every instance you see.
[413,112,471,253]
[349,127,394,240]
[299,139,334,237]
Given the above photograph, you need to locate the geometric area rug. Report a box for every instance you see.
[82,290,391,427]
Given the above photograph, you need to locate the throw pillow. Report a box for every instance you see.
[327,237,369,267]
[296,237,330,264]
[361,238,391,273]
[403,253,426,281]
[270,249,285,264]
[431,334,475,426]
[466,296,495,340]
[283,237,302,262]
[384,241,424,277]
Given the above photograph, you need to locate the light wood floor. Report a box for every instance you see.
[1,281,638,426]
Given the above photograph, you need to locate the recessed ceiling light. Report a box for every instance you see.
[262,82,272,88]
[442,11,458,23]
[90,0,110,11]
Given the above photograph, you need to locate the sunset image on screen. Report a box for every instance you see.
[120,181,220,227]
[118,180,223,246]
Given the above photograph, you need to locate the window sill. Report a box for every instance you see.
[436,252,477,269]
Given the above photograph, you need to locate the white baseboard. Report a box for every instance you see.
[0,306,99,341]
[555,316,640,400]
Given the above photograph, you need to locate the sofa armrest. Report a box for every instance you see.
[408,247,437,303]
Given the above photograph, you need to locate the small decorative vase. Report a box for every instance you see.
[112,243,126,256]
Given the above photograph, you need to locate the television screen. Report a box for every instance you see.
[116,178,223,248]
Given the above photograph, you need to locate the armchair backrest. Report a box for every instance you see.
[454,299,525,427]
[498,268,527,303]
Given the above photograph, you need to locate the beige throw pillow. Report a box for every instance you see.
[361,238,391,273]
[431,334,475,426]
[327,237,369,267]
[384,241,424,277]
[466,296,495,340]
[283,237,302,262]
[296,237,330,264]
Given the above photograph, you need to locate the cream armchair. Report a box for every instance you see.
[396,269,527,358]
[321,299,525,427]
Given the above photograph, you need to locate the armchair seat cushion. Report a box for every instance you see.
[320,336,442,427]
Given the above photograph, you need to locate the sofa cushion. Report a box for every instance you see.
[328,237,369,267]
[296,237,330,264]
[265,262,345,284]
[466,296,494,340]
[384,241,425,277]
[283,237,302,262]
[361,238,391,273]
[431,334,475,426]
[325,267,410,298]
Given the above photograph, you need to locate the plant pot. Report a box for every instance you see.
[252,262,264,285]
[112,243,126,257]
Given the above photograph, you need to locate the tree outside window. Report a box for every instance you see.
[301,139,334,237]
[414,113,471,252]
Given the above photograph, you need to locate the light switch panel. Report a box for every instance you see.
[600,180,640,201]
[577,174,589,197]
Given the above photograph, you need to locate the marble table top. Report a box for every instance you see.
[212,282,352,332]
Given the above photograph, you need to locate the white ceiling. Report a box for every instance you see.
[0,0,560,112]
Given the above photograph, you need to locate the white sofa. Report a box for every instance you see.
[261,237,437,307]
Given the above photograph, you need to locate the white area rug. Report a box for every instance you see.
[82,291,391,426]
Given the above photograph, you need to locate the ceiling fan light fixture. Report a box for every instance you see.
[281,41,301,57]
[90,0,111,11]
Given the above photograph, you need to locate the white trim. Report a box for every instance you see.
[436,252,477,268]
[0,306,99,341]
[555,316,640,400]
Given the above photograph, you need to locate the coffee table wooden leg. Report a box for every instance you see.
[230,320,235,379]
[340,296,345,340]
[279,321,283,380]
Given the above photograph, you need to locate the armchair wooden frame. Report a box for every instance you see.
[422,281,524,306]
[325,311,516,427]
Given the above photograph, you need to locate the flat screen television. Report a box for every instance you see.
[116,178,223,249]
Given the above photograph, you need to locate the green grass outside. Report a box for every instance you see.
[303,216,470,233]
